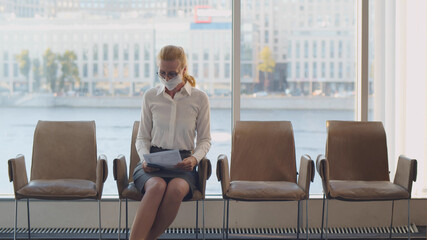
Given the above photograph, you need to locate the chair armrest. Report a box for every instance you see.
[216,154,230,198]
[197,158,212,198]
[113,155,129,198]
[297,154,315,198]
[8,155,29,196]
[96,154,108,199]
[394,155,417,196]
[316,154,330,196]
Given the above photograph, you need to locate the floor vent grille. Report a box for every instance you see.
[0,224,424,239]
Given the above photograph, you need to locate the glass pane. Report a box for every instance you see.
[240,0,356,195]
[0,1,232,195]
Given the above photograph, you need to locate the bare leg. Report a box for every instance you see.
[129,177,166,240]
[146,178,190,240]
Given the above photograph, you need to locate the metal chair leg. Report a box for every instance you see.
[222,200,226,240]
[306,199,309,240]
[118,199,122,240]
[98,199,102,240]
[226,199,230,240]
[202,199,205,240]
[407,199,411,240]
[389,200,395,240]
[14,199,17,240]
[325,198,329,240]
[126,198,129,240]
[27,198,31,240]
[297,201,300,240]
[320,194,325,240]
[196,200,199,240]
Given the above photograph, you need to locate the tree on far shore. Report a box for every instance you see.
[32,59,42,91]
[258,46,276,92]
[58,50,80,92]
[43,48,58,92]
[15,50,31,87]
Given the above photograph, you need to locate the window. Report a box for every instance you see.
[83,48,88,60]
[144,45,150,60]
[304,62,309,78]
[321,40,326,58]
[224,63,230,78]
[240,0,356,196]
[4,1,424,197]
[203,49,209,61]
[144,63,149,78]
[3,63,8,77]
[93,44,98,60]
[103,44,108,60]
[192,63,198,77]
[134,63,139,78]
[83,63,88,77]
[93,64,98,78]
[321,62,326,78]
[123,44,129,61]
[13,63,18,77]
[203,63,209,78]
[103,63,109,77]
[304,40,309,58]
[313,62,317,78]
[113,44,119,61]
[313,41,317,58]
[134,44,139,61]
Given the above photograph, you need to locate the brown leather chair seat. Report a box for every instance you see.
[329,180,409,201]
[227,181,306,201]
[120,183,143,200]
[17,179,97,200]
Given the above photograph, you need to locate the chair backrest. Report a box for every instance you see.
[129,121,140,182]
[326,121,389,181]
[31,121,97,181]
[230,121,297,182]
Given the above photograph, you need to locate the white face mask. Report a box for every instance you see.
[159,74,183,91]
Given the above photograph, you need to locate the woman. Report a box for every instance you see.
[131,45,211,240]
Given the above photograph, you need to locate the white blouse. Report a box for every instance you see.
[135,82,211,163]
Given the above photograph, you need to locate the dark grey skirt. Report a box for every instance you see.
[133,146,198,200]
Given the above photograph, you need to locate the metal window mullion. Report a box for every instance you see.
[356,0,369,121]
[232,0,241,126]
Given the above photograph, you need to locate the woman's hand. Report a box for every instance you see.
[142,161,159,173]
[176,156,197,171]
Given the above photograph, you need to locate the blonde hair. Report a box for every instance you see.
[157,45,196,87]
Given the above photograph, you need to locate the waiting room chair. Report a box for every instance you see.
[113,121,212,240]
[8,120,108,240]
[216,121,315,240]
[316,121,417,240]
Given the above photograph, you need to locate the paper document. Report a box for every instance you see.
[143,150,182,170]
